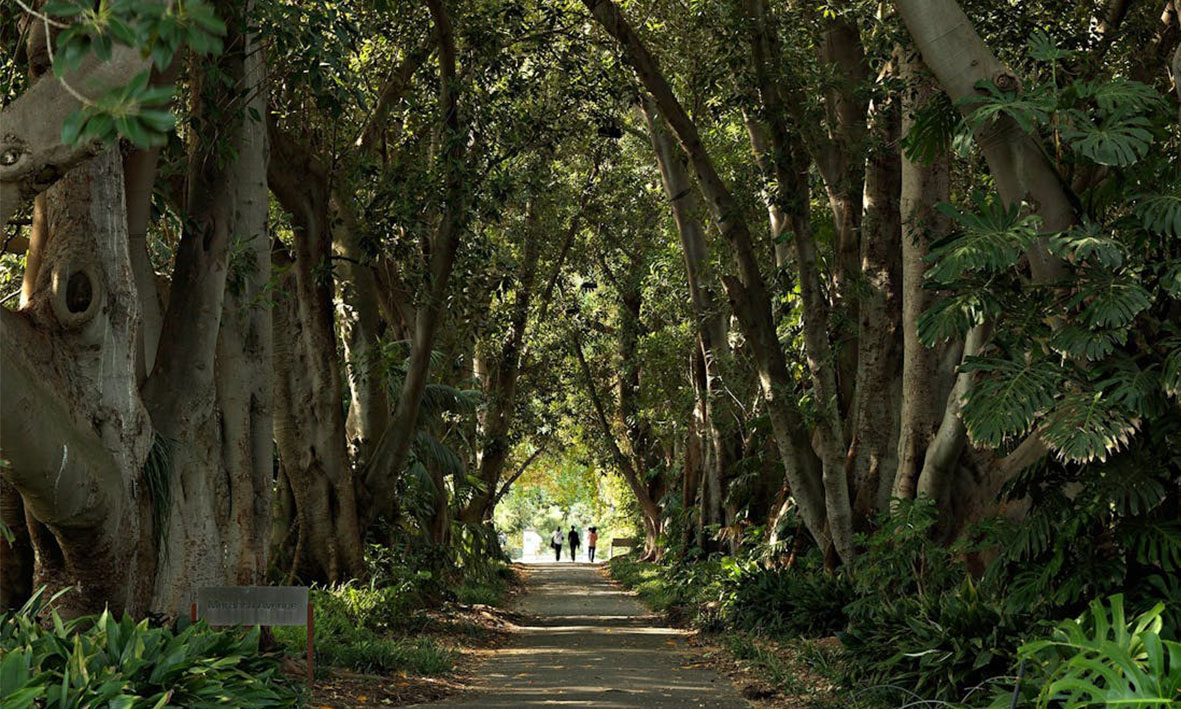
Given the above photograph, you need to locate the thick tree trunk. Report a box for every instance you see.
[894,0,1071,283]
[894,58,954,500]
[267,123,364,583]
[735,0,854,559]
[145,12,274,609]
[2,150,155,618]
[848,80,903,526]
[583,0,831,556]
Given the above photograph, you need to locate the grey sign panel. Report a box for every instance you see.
[196,586,309,626]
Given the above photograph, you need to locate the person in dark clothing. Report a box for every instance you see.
[587,526,598,562]
[567,526,581,561]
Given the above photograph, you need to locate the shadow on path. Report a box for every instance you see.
[419,563,747,708]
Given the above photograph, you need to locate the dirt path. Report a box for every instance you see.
[422,562,747,708]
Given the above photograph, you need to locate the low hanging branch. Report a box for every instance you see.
[491,447,547,507]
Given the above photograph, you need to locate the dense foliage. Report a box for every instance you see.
[0,589,300,708]
[1,0,1179,703]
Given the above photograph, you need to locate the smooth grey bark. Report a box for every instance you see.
[267,127,364,583]
[735,0,853,559]
[639,97,731,535]
[582,0,831,556]
[2,149,155,618]
[145,12,274,608]
[0,44,149,229]
[894,58,954,501]
[123,148,164,383]
[894,0,1071,283]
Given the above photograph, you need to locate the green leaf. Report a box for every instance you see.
[1067,273,1152,329]
[960,356,1063,447]
[1134,192,1181,239]
[926,193,1042,284]
[1041,390,1138,463]
[961,80,1054,134]
[1061,113,1154,166]
[902,91,958,165]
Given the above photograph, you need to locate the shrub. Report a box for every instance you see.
[0,588,300,708]
[840,579,1021,704]
[1007,594,1181,708]
[723,562,854,637]
[273,586,457,677]
[455,580,506,606]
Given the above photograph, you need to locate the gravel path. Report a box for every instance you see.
[424,562,748,708]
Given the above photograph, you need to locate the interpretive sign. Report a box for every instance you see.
[192,586,315,683]
[196,586,309,626]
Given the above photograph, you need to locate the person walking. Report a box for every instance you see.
[587,526,598,563]
[567,525,581,561]
[550,528,563,561]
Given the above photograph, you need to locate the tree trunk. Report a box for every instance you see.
[2,149,155,618]
[572,331,663,559]
[848,76,903,527]
[734,0,854,560]
[267,128,364,583]
[333,196,390,468]
[462,206,542,522]
[362,0,469,526]
[894,58,954,500]
[583,0,831,556]
[144,11,275,609]
[894,0,1071,283]
[639,98,734,539]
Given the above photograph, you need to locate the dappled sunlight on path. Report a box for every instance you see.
[421,563,747,707]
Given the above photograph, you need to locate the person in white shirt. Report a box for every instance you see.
[550,528,563,561]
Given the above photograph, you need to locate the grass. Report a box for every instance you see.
[455,579,507,606]
[274,588,458,677]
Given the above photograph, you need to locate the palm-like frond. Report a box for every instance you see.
[1040,391,1139,463]
[960,356,1063,447]
[926,194,1042,284]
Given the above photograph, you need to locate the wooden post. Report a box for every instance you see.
[306,602,314,684]
[190,602,197,624]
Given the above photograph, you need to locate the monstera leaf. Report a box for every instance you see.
[1016,595,1181,708]
[959,356,1063,447]
[1061,112,1154,166]
[926,194,1042,284]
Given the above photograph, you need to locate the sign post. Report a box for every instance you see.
[192,586,313,684]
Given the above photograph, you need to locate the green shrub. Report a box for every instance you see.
[273,586,456,677]
[319,636,456,676]
[1006,594,1181,708]
[0,588,300,708]
[723,562,853,637]
[840,579,1021,704]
